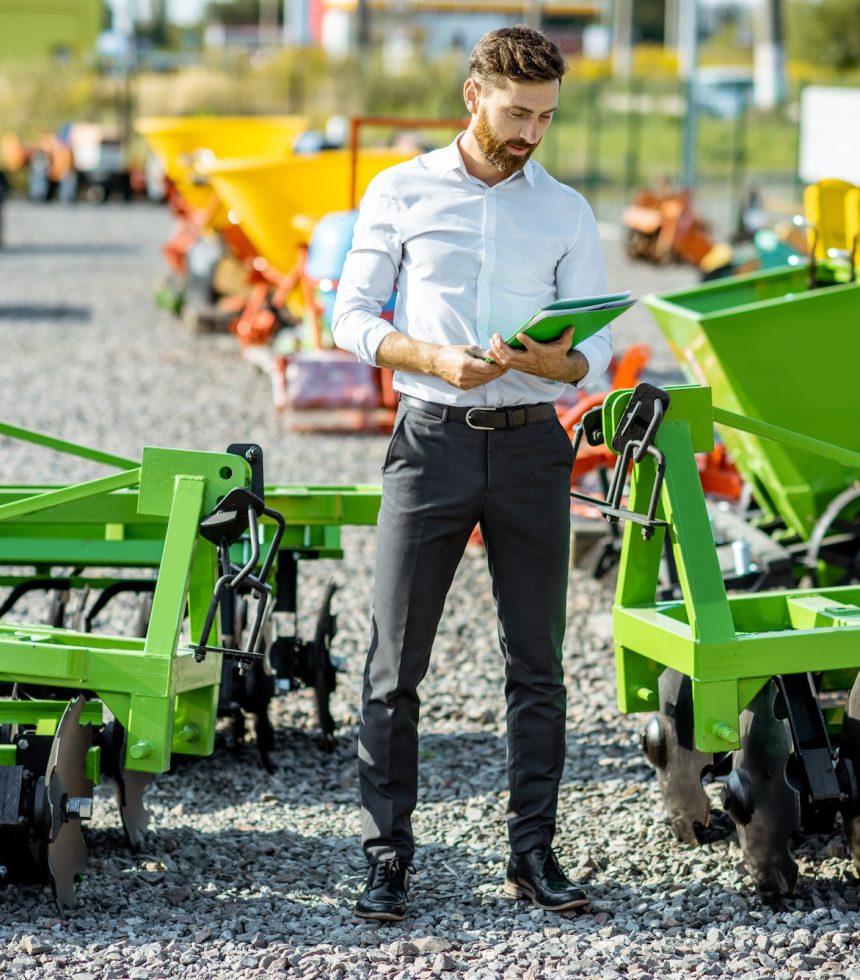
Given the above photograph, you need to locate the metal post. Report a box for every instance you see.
[754,0,786,110]
[678,0,698,190]
[258,0,279,48]
[729,94,748,240]
[612,0,633,79]
[664,0,680,50]
[584,80,601,211]
[357,0,370,50]
[624,77,642,198]
[522,0,541,30]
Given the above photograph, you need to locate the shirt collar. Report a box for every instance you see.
[434,134,537,188]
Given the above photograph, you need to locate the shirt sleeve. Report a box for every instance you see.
[331,172,402,366]
[555,199,612,387]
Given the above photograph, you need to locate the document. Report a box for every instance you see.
[500,290,635,351]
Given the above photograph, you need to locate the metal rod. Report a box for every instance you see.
[0,420,139,470]
[713,407,860,470]
[0,468,142,523]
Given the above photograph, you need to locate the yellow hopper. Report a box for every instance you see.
[134,115,308,213]
[199,147,416,279]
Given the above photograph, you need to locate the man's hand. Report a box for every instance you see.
[486,326,589,384]
[375,333,508,390]
[433,345,508,390]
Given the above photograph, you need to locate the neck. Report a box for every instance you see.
[458,127,509,187]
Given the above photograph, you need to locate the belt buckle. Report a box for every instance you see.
[465,407,495,431]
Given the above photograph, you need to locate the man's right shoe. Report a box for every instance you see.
[355,858,412,921]
[504,847,590,912]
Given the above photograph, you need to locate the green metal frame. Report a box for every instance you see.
[611,385,860,753]
[0,421,382,775]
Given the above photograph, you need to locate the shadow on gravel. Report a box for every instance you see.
[0,303,92,322]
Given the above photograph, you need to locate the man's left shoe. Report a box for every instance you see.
[504,847,590,912]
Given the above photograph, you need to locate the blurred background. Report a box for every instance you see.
[0,0,858,232]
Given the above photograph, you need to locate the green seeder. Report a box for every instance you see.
[646,265,860,586]
[573,382,860,903]
[0,421,380,910]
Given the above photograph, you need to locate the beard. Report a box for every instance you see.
[473,106,539,176]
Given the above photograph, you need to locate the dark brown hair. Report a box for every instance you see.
[469,25,566,86]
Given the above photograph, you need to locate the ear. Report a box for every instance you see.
[463,77,480,115]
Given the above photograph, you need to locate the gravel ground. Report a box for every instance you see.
[1,199,858,979]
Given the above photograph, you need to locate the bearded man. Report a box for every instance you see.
[332,24,610,922]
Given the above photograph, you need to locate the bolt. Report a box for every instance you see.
[177,725,199,744]
[709,721,739,744]
[128,740,152,760]
[245,446,261,463]
[63,797,93,821]
[17,738,29,751]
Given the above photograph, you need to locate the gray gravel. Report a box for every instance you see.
[1,199,859,978]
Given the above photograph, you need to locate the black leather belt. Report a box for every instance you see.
[399,395,555,431]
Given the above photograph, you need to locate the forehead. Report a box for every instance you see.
[484,77,560,112]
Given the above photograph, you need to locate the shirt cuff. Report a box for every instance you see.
[368,325,397,366]
[573,335,611,388]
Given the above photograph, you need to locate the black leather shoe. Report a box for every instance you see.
[355,858,413,921]
[505,848,589,912]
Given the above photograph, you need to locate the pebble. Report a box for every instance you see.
[0,200,857,979]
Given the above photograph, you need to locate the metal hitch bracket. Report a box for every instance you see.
[570,382,671,539]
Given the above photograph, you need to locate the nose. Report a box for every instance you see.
[519,120,541,145]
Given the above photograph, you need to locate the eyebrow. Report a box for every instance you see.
[509,104,558,114]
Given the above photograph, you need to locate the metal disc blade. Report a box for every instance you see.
[651,670,714,844]
[48,820,88,911]
[46,696,93,912]
[114,767,152,852]
[732,681,800,903]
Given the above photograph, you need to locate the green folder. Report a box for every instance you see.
[502,290,635,351]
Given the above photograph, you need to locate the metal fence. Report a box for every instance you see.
[536,77,803,237]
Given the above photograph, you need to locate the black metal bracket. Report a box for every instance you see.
[570,383,671,540]
[193,445,286,673]
[776,673,858,825]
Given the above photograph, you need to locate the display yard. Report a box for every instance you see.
[0,199,858,979]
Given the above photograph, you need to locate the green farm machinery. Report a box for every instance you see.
[0,421,379,910]
[583,205,860,900]
[573,381,860,901]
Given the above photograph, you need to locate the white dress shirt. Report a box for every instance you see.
[332,135,610,407]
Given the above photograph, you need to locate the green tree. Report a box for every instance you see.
[788,0,860,71]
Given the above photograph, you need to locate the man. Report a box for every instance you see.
[332,24,611,922]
